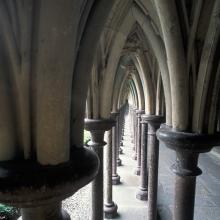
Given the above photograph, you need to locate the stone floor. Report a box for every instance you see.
[63,114,220,220]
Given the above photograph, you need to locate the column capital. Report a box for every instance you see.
[141,115,164,129]
[157,124,220,153]
[110,112,119,118]
[0,147,99,207]
[135,109,145,115]
[157,125,220,177]
[85,118,115,145]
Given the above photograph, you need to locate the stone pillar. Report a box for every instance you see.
[119,105,126,148]
[130,106,134,144]
[104,129,118,219]
[132,109,138,159]
[134,110,145,175]
[111,112,121,185]
[85,118,115,220]
[116,112,122,166]
[145,115,164,220]
[136,114,148,200]
[157,125,220,220]
[2,147,98,220]
[118,108,123,154]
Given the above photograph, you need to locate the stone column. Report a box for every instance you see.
[118,108,123,154]
[132,109,138,159]
[85,118,115,220]
[2,147,99,220]
[119,106,124,150]
[134,110,145,175]
[136,114,148,200]
[145,115,164,220]
[104,129,118,219]
[111,112,121,185]
[157,125,220,220]
[116,112,122,166]
[130,106,134,144]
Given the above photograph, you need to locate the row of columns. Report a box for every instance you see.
[84,103,127,220]
[85,103,219,220]
[129,104,220,220]
[129,106,164,220]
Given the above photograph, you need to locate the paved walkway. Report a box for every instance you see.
[108,115,148,220]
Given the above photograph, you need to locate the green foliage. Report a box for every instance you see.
[84,130,91,145]
[0,204,20,219]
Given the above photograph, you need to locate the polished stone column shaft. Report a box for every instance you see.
[146,115,164,220]
[134,110,144,175]
[115,112,122,166]
[111,112,121,185]
[132,110,138,159]
[85,119,114,220]
[130,107,134,144]
[157,125,220,220]
[132,107,136,148]
[118,108,123,154]
[104,129,118,218]
[136,115,148,200]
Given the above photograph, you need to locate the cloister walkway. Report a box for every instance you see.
[109,115,148,220]
[63,114,220,220]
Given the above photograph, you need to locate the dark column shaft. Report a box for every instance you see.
[85,119,115,220]
[132,110,138,159]
[105,130,113,204]
[136,117,148,200]
[144,115,164,220]
[173,152,199,220]
[134,110,144,175]
[104,129,118,218]
[91,147,103,220]
[116,113,122,166]
[111,113,120,185]
[147,123,159,220]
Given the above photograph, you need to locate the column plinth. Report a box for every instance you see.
[136,114,148,201]
[104,202,118,219]
[85,118,115,220]
[157,125,220,220]
[0,147,99,220]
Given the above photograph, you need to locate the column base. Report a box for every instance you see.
[136,188,148,201]
[132,153,137,160]
[119,148,123,154]
[104,202,118,219]
[112,175,120,185]
[117,158,122,166]
[134,167,140,176]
